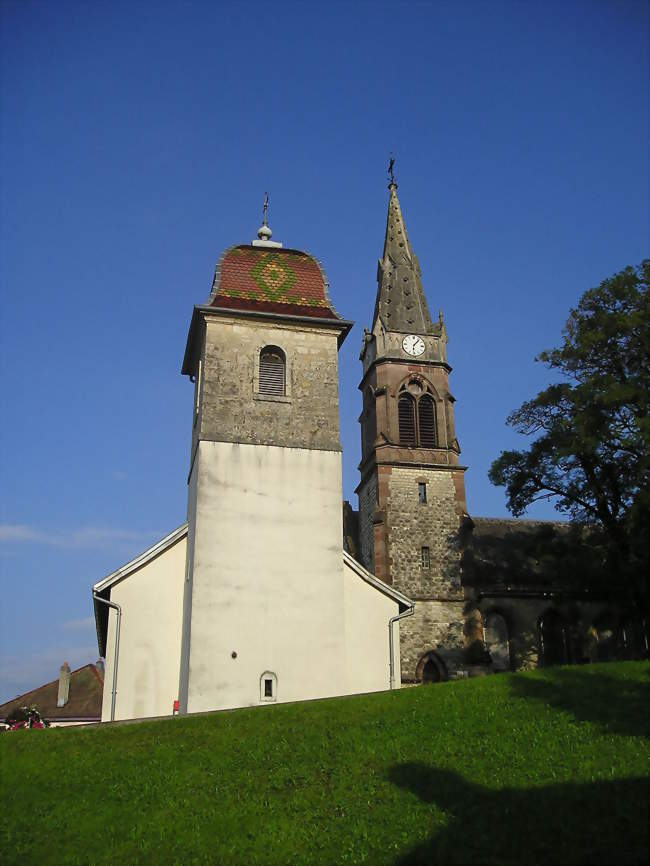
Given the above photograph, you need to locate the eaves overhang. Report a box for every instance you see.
[343,550,413,612]
[182,304,354,376]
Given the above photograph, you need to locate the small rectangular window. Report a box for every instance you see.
[264,678,273,698]
[418,482,427,504]
[421,546,430,569]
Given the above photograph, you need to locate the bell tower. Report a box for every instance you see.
[357,175,468,681]
[178,207,353,713]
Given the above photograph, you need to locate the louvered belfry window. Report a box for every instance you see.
[398,394,417,446]
[418,395,437,448]
[399,382,438,448]
[259,347,285,396]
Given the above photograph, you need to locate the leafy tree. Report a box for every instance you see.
[489,260,649,605]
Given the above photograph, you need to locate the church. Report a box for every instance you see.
[93,178,645,722]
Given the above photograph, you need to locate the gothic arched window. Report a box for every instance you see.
[485,612,510,671]
[418,394,437,448]
[259,347,286,396]
[398,381,438,448]
[398,393,417,446]
[538,610,569,667]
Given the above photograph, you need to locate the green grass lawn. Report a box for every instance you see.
[1,661,648,866]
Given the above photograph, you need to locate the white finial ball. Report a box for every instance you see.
[258,224,272,240]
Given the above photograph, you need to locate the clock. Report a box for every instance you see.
[402,335,425,356]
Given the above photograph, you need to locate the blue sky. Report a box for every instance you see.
[0,0,647,703]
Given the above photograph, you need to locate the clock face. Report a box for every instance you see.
[402,335,425,356]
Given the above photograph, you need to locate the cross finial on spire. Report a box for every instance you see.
[262,191,269,226]
[388,153,396,187]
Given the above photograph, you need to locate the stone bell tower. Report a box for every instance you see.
[357,176,468,681]
[178,207,353,713]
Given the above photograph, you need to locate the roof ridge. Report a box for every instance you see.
[472,516,570,525]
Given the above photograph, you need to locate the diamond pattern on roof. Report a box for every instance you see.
[211,245,340,320]
[251,253,297,299]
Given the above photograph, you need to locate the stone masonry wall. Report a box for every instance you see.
[198,315,342,452]
[400,600,467,680]
[379,465,468,679]
[357,474,377,574]
[386,466,464,599]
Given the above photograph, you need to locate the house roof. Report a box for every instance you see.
[0,663,104,723]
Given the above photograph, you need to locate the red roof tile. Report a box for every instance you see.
[210,245,341,319]
[0,663,104,723]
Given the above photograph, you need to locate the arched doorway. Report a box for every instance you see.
[422,659,441,683]
[416,651,447,684]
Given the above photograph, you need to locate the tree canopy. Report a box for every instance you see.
[489,260,649,604]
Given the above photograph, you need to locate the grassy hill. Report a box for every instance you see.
[1,661,648,865]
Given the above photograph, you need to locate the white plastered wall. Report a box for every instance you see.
[102,534,186,721]
[182,440,398,713]
[342,558,400,694]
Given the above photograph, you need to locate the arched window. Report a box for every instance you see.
[418,394,437,448]
[398,393,416,446]
[621,617,648,660]
[485,612,510,671]
[259,347,285,396]
[260,671,277,702]
[539,610,569,667]
[398,381,438,448]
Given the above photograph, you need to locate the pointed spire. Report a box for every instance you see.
[372,177,437,335]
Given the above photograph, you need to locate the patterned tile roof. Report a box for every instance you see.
[208,245,342,320]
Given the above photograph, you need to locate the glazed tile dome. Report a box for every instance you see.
[208,244,343,320]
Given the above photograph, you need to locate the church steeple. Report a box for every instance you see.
[372,181,439,336]
[357,169,469,686]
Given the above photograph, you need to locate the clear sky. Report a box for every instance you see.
[0,0,647,703]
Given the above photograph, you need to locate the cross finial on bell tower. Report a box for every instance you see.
[253,191,282,247]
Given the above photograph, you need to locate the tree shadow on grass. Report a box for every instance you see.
[508,666,650,738]
[388,763,648,866]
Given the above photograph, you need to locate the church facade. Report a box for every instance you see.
[93,179,647,721]
[93,210,412,723]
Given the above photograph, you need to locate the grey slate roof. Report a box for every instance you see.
[372,183,440,335]
[464,517,611,595]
